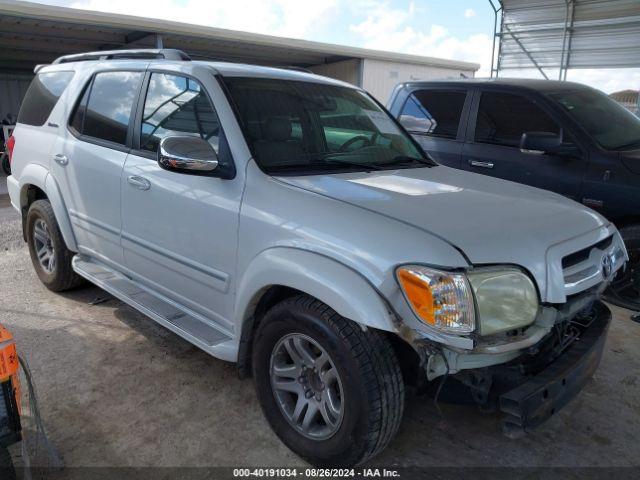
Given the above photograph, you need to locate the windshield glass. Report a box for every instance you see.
[224,77,433,174]
[548,88,640,151]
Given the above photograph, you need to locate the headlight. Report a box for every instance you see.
[467,268,538,336]
[396,265,475,334]
[396,265,539,336]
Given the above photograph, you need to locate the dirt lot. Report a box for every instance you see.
[1,196,639,470]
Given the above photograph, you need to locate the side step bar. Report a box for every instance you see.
[72,255,235,359]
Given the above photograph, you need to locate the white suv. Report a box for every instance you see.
[6,49,627,466]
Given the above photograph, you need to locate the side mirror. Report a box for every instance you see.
[520,131,562,155]
[157,136,218,174]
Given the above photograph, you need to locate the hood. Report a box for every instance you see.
[621,149,640,175]
[276,166,608,268]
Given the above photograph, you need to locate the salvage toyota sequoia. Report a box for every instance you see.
[6,49,628,466]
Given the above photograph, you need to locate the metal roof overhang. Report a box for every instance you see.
[494,0,640,79]
[0,0,479,75]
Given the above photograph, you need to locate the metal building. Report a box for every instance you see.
[0,0,479,120]
[488,0,640,80]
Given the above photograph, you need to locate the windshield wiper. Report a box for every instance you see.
[612,139,640,151]
[315,157,384,171]
[388,155,436,167]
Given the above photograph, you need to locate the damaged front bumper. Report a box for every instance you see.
[414,297,611,437]
[499,301,610,437]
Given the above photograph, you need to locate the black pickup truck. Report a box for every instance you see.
[388,78,640,310]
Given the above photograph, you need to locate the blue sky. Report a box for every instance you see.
[29,0,639,92]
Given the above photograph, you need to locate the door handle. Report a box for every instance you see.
[53,154,69,166]
[127,175,151,191]
[469,160,494,169]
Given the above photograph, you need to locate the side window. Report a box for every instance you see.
[399,90,466,139]
[140,73,220,153]
[18,71,75,126]
[475,92,560,148]
[69,71,143,146]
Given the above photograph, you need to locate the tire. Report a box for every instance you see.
[606,224,640,311]
[252,294,404,467]
[26,199,84,292]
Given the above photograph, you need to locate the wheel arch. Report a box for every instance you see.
[18,164,77,252]
[234,247,399,378]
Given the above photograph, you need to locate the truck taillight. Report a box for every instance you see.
[6,135,15,164]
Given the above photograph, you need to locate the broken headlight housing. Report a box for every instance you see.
[396,265,539,336]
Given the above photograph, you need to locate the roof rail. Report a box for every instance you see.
[52,49,191,65]
[277,66,313,74]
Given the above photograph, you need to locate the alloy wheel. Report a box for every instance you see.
[270,333,344,440]
[33,218,56,274]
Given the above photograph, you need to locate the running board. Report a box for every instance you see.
[72,255,236,360]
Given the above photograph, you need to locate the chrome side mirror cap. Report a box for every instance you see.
[158,136,218,174]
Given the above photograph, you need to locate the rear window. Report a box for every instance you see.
[17,71,75,126]
[69,71,143,146]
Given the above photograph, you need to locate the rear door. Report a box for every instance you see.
[396,88,470,168]
[463,89,586,199]
[51,68,144,266]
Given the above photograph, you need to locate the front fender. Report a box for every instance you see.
[18,164,77,252]
[235,247,397,333]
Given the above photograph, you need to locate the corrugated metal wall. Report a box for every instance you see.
[361,59,476,103]
[0,73,32,122]
[500,0,640,70]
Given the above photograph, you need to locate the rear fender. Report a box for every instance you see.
[18,164,77,251]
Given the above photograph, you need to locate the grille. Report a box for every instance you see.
[562,236,613,270]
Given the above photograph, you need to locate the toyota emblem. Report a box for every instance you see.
[601,253,613,279]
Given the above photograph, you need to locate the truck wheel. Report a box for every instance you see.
[252,295,404,467]
[607,224,640,311]
[26,200,84,292]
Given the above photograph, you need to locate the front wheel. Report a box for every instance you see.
[252,295,404,467]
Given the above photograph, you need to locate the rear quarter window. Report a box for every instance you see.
[17,71,75,126]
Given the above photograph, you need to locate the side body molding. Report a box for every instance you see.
[235,247,397,333]
[18,164,78,252]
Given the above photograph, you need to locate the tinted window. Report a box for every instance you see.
[69,82,90,134]
[475,92,560,148]
[225,77,429,174]
[549,89,640,151]
[399,90,466,139]
[18,71,74,126]
[79,71,143,145]
[140,73,220,153]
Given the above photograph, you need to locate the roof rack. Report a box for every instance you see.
[277,66,313,74]
[52,49,191,65]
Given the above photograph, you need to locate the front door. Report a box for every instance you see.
[120,71,241,332]
[463,90,586,200]
[396,88,470,168]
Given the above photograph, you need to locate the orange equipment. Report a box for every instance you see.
[0,324,21,447]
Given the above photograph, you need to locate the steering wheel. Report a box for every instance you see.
[337,135,372,153]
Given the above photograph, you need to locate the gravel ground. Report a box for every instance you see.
[0,199,639,470]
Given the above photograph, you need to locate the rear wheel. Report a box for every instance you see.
[252,295,404,467]
[606,225,640,311]
[26,200,84,292]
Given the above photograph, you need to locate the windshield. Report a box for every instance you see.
[223,77,433,174]
[548,88,640,151]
